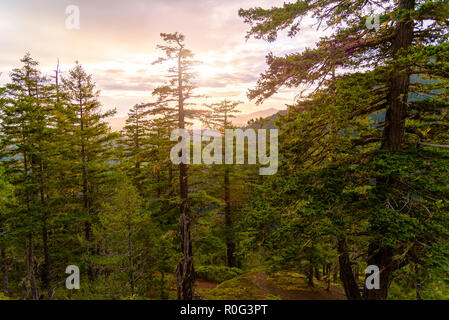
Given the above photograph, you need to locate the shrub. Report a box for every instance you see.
[195,265,243,283]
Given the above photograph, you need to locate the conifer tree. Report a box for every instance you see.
[151,32,205,300]
[240,0,449,299]
[202,100,241,267]
[61,62,117,281]
[97,172,143,297]
[120,104,151,191]
[0,166,15,298]
[0,54,57,299]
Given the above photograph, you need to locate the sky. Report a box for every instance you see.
[0,0,325,118]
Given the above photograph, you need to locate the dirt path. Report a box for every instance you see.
[196,280,217,289]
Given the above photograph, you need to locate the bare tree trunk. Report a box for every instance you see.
[177,163,194,300]
[176,52,194,300]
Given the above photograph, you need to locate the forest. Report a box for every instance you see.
[0,0,448,301]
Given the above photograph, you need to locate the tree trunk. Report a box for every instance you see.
[21,136,38,299]
[363,244,394,300]
[365,0,415,300]
[177,163,194,300]
[382,0,415,151]
[224,166,236,267]
[414,264,423,300]
[40,160,51,298]
[1,245,8,297]
[134,107,141,178]
[176,51,194,300]
[128,213,135,296]
[314,267,321,280]
[306,266,314,287]
[326,264,331,292]
[79,96,95,281]
[41,217,51,297]
[27,234,39,300]
[337,239,361,300]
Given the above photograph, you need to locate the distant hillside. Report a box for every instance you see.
[245,109,287,129]
[232,108,282,126]
[106,108,284,131]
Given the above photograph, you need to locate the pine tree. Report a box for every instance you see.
[120,104,151,191]
[97,172,143,297]
[0,166,15,297]
[240,0,449,299]
[0,53,58,299]
[60,62,117,281]
[151,32,205,300]
[202,100,241,267]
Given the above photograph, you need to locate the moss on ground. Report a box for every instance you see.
[198,269,346,300]
[199,274,262,300]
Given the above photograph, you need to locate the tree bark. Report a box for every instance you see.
[314,267,321,281]
[326,264,331,292]
[382,0,415,151]
[363,244,394,300]
[338,239,361,300]
[364,0,415,300]
[176,50,194,300]
[27,234,39,300]
[306,266,314,287]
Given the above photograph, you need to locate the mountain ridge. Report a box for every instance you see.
[106,107,284,131]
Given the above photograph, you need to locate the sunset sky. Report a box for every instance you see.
[0,0,325,119]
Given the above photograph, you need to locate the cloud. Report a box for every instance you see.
[0,0,325,116]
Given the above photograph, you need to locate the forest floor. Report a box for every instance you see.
[196,270,346,300]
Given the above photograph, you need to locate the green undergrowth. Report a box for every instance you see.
[195,265,244,283]
[199,269,321,300]
[199,274,262,299]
